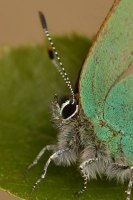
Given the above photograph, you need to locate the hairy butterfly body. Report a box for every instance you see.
[27,0,133,199]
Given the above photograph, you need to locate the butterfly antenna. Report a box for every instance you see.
[38,11,75,103]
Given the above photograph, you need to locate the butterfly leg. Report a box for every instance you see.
[126,166,133,200]
[32,148,69,192]
[108,163,133,200]
[26,145,56,174]
[77,158,98,195]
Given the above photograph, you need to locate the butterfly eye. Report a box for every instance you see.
[60,100,78,120]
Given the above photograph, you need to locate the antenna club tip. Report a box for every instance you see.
[38,11,48,30]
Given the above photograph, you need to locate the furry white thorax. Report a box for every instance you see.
[50,98,132,183]
[29,96,132,196]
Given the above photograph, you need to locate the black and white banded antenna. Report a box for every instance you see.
[38,11,75,103]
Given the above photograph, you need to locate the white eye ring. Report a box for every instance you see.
[60,100,79,120]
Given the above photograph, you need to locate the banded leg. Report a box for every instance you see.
[78,158,98,195]
[126,166,133,200]
[111,164,133,200]
[32,148,69,192]
[77,170,88,195]
[112,163,129,170]
[26,145,56,174]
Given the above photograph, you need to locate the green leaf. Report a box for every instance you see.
[0,35,128,200]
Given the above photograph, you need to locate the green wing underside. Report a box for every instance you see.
[104,75,133,163]
[80,0,133,163]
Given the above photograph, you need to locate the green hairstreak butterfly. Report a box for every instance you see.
[27,0,133,199]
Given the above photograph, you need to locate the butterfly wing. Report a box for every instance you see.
[80,0,133,163]
[80,0,133,121]
[104,74,133,162]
